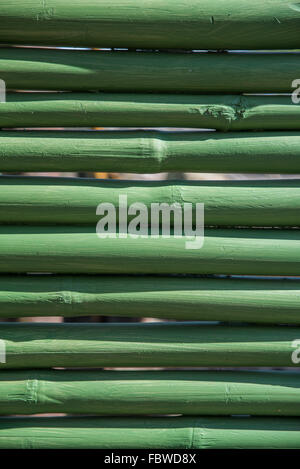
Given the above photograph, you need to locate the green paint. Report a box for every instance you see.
[1,93,298,130]
[0,370,299,416]
[1,416,300,448]
[0,0,299,49]
[2,176,300,226]
[1,0,300,450]
[1,48,299,93]
[2,131,300,173]
[0,322,298,368]
[1,275,300,324]
[0,226,300,275]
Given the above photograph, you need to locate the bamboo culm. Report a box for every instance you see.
[2,131,300,173]
[1,226,300,276]
[0,322,298,368]
[1,275,300,324]
[0,370,300,416]
[2,176,300,227]
[1,48,299,94]
[0,0,299,50]
[1,416,300,449]
[0,93,299,131]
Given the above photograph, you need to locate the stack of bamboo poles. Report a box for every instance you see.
[0,0,300,449]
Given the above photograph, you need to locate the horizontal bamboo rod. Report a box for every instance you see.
[2,176,300,227]
[0,0,299,50]
[1,226,300,275]
[1,416,300,448]
[0,322,298,368]
[2,48,299,94]
[1,370,300,416]
[2,275,300,324]
[2,130,300,173]
[0,93,298,131]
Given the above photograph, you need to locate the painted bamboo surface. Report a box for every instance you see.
[0,322,298,368]
[2,48,299,94]
[0,0,299,50]
[1,93,299,131]
[2,275,300,324]
[2,130,300,173]
[2,176,300,227]
[1,370,300,416]
[1,226,300,275]
[1,416,300,448]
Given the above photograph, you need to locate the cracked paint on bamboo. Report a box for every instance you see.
[0,370,299,416]
[0,93,299,130]
[0,1,299,49]
[0,322,298,368]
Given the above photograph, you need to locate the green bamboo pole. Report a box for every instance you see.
[0,0,299,50]
[1,48,299,93]
[0,226,300,275]
[0,322,298,368]
[1,275,300,324]
[2,176,300,227]
[0,93,299,131]
[1,370,300,416]
[2,130,300,173]
[1,416,300,448]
